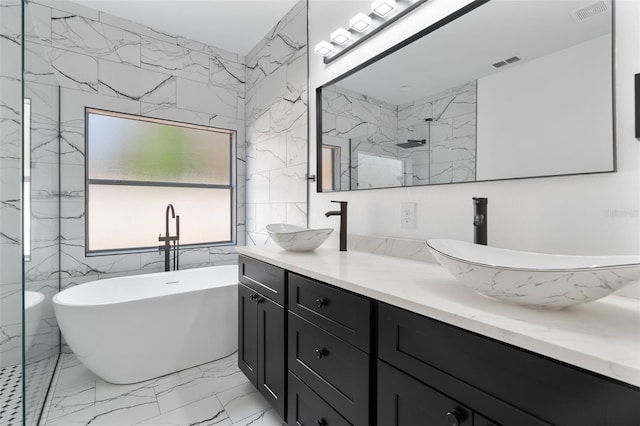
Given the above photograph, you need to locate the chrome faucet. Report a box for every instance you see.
[473,197,487,245]
[325,200,347,251]
[158,204,180,271]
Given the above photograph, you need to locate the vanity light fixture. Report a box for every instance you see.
[349,12,372,32]
[316,0,430,63]
[314,40,334,56]
[372,0,396,17]
[331,28,351,45]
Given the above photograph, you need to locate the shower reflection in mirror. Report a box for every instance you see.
[321,81,477,191]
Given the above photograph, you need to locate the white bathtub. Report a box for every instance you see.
[53,265,238,384]
[25,291,45,355]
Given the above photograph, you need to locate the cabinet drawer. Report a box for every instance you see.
[239,255,285,305]
[288,371,352,426]
[378,302,639,426]
[475,414,500,426]
[288,313,369,426]
[378,360,472,426]
[288,273,371,352]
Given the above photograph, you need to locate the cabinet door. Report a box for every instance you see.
[378,361,472,426]
[288,372,352,426]
[257,294,286,420]
[238,284,258,386]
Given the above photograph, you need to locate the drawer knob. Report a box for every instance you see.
[316,419,327,426]
[256,296,265,304]
[445,408,465,426]
[315,348,328,359]
[316,298,326,308]
[249,293,258,301]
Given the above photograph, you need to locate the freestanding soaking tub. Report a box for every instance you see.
[53,265,238,384]
[25,291,45,355]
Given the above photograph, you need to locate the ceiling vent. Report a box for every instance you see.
[492,56,521,69]
[571,1,608,22]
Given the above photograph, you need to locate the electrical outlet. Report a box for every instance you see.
[400,202,417,229]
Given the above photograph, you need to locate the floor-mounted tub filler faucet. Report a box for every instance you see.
[158,203,180,271]
[473,197,488,245]
[325,200,348,251]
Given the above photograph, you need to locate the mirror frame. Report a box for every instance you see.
[315,0,616,193]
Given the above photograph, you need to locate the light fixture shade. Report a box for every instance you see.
[330,28,351,45]
[371,0,396,17]
[349,13,372,32]
[314,40,334,56]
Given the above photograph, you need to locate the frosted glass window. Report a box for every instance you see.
[87,111,230,185]
[87,186,231,252]
[86,108,235,253]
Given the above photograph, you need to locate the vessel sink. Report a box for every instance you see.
[266,224,333,252]
[426,239,640,309]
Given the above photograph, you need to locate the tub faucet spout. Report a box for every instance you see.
[325,200,348,251]
[158,204,180,271]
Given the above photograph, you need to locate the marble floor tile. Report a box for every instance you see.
[45,387,160,426]
[53,356,98,391]
[229,408,284,426]
[41,352,283,426]
[137,395,231,426]
[45,381,96,421]
[216,383,271,424]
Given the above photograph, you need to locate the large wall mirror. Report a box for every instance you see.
[317,0,614,192]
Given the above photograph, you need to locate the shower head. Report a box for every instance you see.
[396,139,426,149]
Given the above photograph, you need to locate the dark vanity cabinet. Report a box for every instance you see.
[377,302,640,426]
[238,256,287,419]
[287,273,372,426]
[237,255,640,426]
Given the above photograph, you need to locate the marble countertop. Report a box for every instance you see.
[236,245,640,387]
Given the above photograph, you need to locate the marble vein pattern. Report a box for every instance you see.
[245,1,308,246]
[40,352,284,426]
[52,11,141,66]
[321,80,477,189]
[0,6,23,352]
[348,234,438,263]
[427,241,640,309]
[23,0,248,285]
[267,225,333,252]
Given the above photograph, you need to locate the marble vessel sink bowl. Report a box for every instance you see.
[426,239,640,309]
[266,224,333,252]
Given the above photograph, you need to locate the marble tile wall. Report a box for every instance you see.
[348,233,437,264]
[322,85,398,190]
[26,0,248,298]
[23,73,60,366]
[1,0,25,371]
[321,80,477,188]
[245,1,308,246]
[398,81,477,184]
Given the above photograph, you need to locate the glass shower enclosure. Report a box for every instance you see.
[0,1,61,424]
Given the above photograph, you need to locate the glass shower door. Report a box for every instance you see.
[1,1,26,424]
[23,2,61,425]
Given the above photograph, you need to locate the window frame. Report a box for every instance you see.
[84,107,237,256]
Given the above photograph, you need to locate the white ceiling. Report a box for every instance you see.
[70,0,300,56]
[335,0,611,105]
